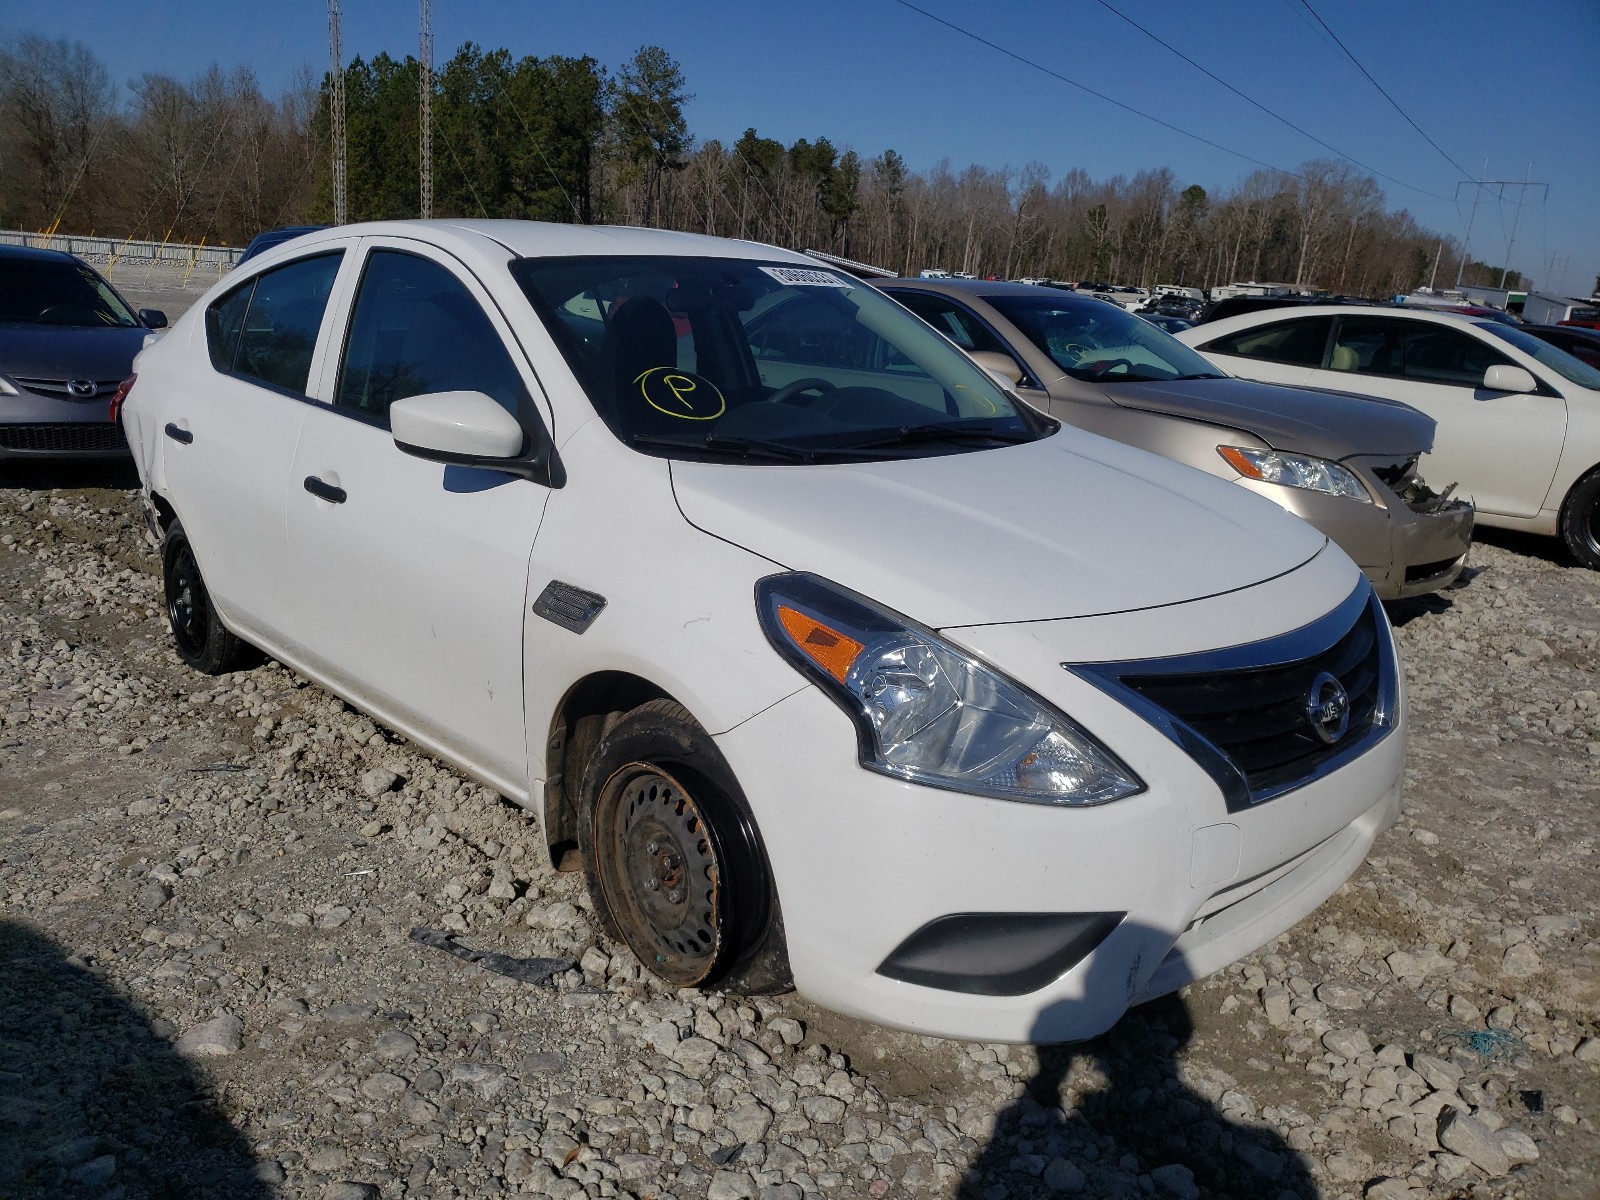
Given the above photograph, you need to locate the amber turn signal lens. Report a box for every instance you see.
[1217,445,1264,479]
[776,605,864,683]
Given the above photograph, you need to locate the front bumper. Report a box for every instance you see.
[0,388,128,459]
[715,571,1405,1043]
[1234,478,1473,601]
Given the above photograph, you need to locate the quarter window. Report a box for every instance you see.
[335,250,531,425]
[1203,316,1332,368]
[204,252,343,393]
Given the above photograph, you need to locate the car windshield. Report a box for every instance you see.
[512,256,1049,462]
[1478,322,1600,390]
[0,256,139,327]
[985,294,1223,383]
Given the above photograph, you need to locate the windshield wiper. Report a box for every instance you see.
[849,423,1035,450]
[630,432,815,462]
[1172,372,1226,380]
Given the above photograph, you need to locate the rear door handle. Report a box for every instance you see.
[303,476,347,504]
[164,423,193,444]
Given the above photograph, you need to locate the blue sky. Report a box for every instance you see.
[13,0,1599,295]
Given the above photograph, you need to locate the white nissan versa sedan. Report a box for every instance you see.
[121,221,1405,1043]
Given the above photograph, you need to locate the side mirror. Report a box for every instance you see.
[392,390,528,469]
[1483,364,1537,393]
[139,308,168,329]
[970,349,1023,385]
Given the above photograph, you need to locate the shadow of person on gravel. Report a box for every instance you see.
[959,937,1318,1200]
[0,920,270,1199]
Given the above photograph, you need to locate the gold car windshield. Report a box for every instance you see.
[513,257,1051,462]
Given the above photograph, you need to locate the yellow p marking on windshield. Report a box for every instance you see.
[636,366,727,420]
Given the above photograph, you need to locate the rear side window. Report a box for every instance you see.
[205,252,343,393]
[1203,316,1332,367]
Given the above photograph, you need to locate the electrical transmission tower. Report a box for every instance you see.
[419,0,433,218]
[329,0,347,225]
[1454,168,1547,290]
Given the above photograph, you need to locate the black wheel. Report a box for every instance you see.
[579,698,790,993]
[1559,469,1600,570]
[162,522,252,674]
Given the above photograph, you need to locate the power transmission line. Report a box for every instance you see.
[1092,0,1453,202]
[892,0,1310,183]
[1296,0,1473,181]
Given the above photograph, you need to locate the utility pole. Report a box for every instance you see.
[1454,157,1488,288]
[419,0,433,219]
[329,0,347,226]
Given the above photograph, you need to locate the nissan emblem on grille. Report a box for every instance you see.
[1305,671,1350,744]
[67,379,97,398]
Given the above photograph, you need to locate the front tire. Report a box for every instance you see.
[1559,469,1600,570]
[162,521,252,674]
[579,698,790,994]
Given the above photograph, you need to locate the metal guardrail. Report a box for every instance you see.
[0,229,243,284]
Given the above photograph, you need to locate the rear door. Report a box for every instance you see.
[285,238,552,793]
[161,248,347,644]
[1303,315,1565,518]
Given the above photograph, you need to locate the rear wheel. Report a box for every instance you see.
[1559,469,1600,570]
[579,698,790,993]
[162,522,252,674]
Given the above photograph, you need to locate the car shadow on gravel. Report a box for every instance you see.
[0,920,269,1199]
[960,948,1318,1200]
[0,459,140,491]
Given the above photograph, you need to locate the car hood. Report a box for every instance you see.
[1099,376,1434,460]
[0,324,149,380]
[670,430,1328,627]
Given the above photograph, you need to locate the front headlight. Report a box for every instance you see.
[757,573,1143,806]
[1218,445,1371,502]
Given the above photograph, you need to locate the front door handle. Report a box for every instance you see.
[164,423,193,444]
[303,475,347,504]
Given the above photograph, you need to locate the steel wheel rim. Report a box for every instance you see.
[594,763,723,986]
[168,546,207,657]
[1583,497,1600,560]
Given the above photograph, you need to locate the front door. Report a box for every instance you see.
[1305,315,1566,518]
[286,240,552,794]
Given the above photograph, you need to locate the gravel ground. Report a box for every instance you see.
[0,474,1596,1200]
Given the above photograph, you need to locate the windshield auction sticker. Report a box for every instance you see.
[759,266,853,289]
[636,367,727,420]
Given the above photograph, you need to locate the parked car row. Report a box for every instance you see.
[115,220,1415,1043]
[13,219,1598,1045]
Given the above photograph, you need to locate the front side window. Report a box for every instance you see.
[985,295,1223,383]
[0,256,138,327]
[890,292,1008,356]
[1479,323,1600,390]
[512,257,1049,462]
[335,250,532,426]
[1332,316,1512,386]
[1203,316,1333,368]
[206,252,343,393]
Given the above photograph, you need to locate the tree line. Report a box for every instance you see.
[0,31,1521,293]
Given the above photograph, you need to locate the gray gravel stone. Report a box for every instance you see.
[174,1013,242,1057]
[1322,1028,1372,1060]
[1438,1108,1510,1176]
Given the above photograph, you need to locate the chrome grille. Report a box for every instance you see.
[12,377,121,398]
[1075,586,1396,811]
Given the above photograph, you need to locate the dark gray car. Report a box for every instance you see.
[881,279,1474,599]
[0,244,166,459]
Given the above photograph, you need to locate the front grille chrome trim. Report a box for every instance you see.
[1070,583,1396,812]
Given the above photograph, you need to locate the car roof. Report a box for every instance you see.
[276,219,818,265]
[1195,304,1486,335]
[880,277,1098,303]
[0,243,80,264]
